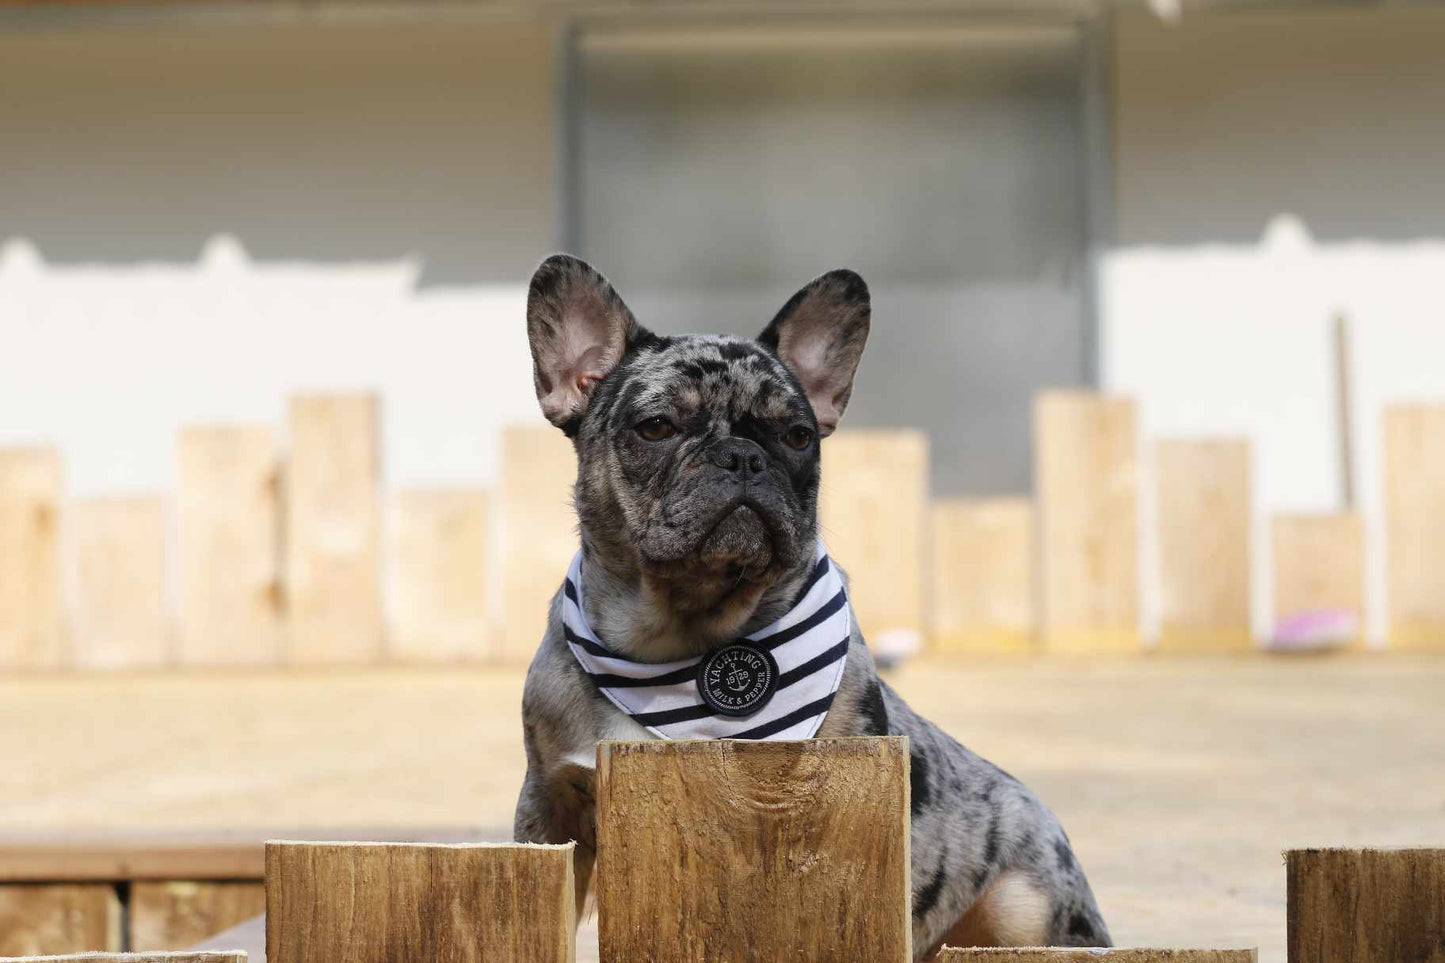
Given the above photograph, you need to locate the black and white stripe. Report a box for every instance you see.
[563,540,851,740]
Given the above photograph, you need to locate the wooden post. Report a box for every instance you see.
[1155,440,1252,652]
[596,737,911,963]
[931,497,1033,654]
[0,884,121,954]
[0,448,63,669]
[820,430,928,655]
[0,956,245,962]
[937,951,1256,962]
[129,882,265,953]
[70,497,168,670]
[1035,393,1140,654]
[0,948,244,954]
[1384,404,1445,650]
[499,424,576,662]
[1271,514,1364,648]
[265,841,574,963]
[176,427,282,666]
[389,490,490,661]
[285,395,383,664]
[1287,848,1444,962]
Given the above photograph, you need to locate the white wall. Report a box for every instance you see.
[0,18,557,493]
[0,237,539,493]
[1107,8,1445,645]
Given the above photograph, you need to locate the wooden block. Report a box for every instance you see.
[596,737,911,963]
[937,951,1256,962]
[1034,393,1140,653]
[1271,513,1363,647]
[265,841,574,963]
[931,497,1033,654]
[499,424,577,662]
[0,948,244,954]
[1384,404,1445,650]
[0,448,63,669]
[70,497,168,670]
[176,427,282,666]
[1287,848,1444,962]
[819,430,928,652]
[285,395,383,664]
[0,884,121,955]
[1155,439,1252,652]
[129,882,265,953]
[389,490,490,661]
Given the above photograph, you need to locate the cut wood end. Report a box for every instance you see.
[1286,846,1445,855]
[264,839,573,853]
[598,735,908,757]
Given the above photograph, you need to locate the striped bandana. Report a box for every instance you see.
[562,540,851,741]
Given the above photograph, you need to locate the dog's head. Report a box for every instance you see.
[526,254,869,638]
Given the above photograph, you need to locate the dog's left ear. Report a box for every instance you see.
[526,254,652,432]
[758,269,870,437]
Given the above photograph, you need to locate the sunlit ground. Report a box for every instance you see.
[4,655,1443,963]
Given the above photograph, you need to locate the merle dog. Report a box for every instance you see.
[513,254,1110,957]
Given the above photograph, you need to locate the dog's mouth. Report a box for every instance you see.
[639,497,782,582]
[696,503,775,575]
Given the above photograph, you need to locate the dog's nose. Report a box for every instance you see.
[708,438,767,477]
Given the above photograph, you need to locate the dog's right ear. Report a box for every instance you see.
[526,254,651,432]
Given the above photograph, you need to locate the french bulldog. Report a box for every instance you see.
[513,254,1110,957]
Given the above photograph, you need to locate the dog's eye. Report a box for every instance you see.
[635,417,676,442]
[783,427,814,451]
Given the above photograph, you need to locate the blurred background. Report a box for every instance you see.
[1,0,1443,960]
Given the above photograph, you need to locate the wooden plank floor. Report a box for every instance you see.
[3,658,1443,963]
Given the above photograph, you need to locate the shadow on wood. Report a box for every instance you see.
[130,883,265,954]
[0,885,120,956]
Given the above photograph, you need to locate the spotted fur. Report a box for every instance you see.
[514,254,1110,957]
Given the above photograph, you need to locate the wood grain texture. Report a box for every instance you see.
[937,951,1255,962]
[266,841,574,963]
[285,395,383,664]
[70,497,168,670]
[931,497,1033,655]
[596,737,911,963]
[1271,514,1363,646]
[1155,440,1252,653]
[1287,848,1444,963]
[1384,404,1445,650]
[0,841,261,884]
[499,425,577,662]
[389,490,490,662]
[0,448,63,669]
[129,883,265,953]
[0,829,507,884]
[1034,393,1140,654]
[176,427,281,666]
[0,948,244,954]
[0,884,121,955]
[820,430,928,651]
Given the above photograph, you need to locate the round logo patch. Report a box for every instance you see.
[696,642,779,717]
